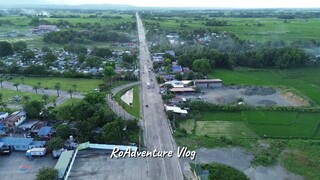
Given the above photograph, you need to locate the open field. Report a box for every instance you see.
[209,68,320,105]
[182,110,320,138]
[146,17,320,42]
[114,85,140,118]
[9,77,102,93]
[0,88,56,104]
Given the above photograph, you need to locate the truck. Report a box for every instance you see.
[25,148,47,157]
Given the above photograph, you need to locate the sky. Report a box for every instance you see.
[45,0,320,8]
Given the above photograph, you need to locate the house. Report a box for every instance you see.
[172,65,183,73]
[183,67,192,74]
[28,141,46,149]
[31,121,48,133]
[170,87,196,94]
[31,25,58,34]
[165,105,188,115]
[194,79,223,88]
[37,126,54,138]
[193,164,209,180]
[19,120,39,131]
[166,50,176,57]
[2,111,26,131]
[0,137,33,151]
[0,112,9,121]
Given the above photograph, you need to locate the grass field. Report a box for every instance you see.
[115,85,140,118]
[0,89,56,104]
[146,17,320,42]
[9,77,102,93]
[183,110,320,138]
[209,67,320,105]
[57,98,82,108]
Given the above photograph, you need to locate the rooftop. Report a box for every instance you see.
[170,87,196,92]
[0,137,33,146]
[37,126,53,137]
[194,79,223,83]
[2,110,26,124]
[55,150,74,179]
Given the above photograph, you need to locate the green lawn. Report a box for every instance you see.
[209,68,320,105]
[183,110,320,138]
[57,98,82,108]
[0,88,56,104]
[10,77,103,93]
[115,85,140,118]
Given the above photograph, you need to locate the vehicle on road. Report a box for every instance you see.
[25,148,47,157]
[147,82,151,89]
[0,144,11,155]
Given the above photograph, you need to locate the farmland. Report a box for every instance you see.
[209,67,320,105]
[180,110,320,138]
[145,17,320,42]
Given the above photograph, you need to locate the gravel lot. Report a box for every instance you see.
[194,148,303,180]
[178,86,295,106]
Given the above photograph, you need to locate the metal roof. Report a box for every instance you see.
[0,137,33,146]
[37,126,52,136]
[55,150,74,179]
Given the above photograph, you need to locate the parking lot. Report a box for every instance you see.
[68,150,149,180]
[0,151,57,180]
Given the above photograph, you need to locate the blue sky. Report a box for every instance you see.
[45,0,320,8]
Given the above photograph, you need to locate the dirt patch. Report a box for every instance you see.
[256,100,277,106]
[283,92,309,106]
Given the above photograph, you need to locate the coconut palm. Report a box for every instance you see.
[13,83,19,91]
[68,89,73,98]
[33,85,39,94]
[54,83,61,97]
[72,84,77,92]
[23,95,30,103]
[42,94,49,104]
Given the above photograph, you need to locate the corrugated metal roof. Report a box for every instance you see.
[54,150,74,179]
[89,144,138,151]
[0,137,33,146]
[37,126,52,136]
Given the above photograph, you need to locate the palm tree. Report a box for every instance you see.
[72,84,77,92]
[0,93,3,104]
[68,89,73,98]
[0,78,3,88]
[54,83,61,97]
[33,85,39,94]
[23,95,30,103]
[37,82,41,88]
[20,76,24,84]
[13,83,19,91]
[42,94,49,104]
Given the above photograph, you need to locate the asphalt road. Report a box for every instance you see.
[136,13,184,180]
[105,81,140,120]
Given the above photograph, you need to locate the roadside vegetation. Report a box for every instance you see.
[114,85,140,118]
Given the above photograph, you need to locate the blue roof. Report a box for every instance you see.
[38,126,53,136]
[172,65,182,72]
[30,141,46,146]
[0,137,33,146]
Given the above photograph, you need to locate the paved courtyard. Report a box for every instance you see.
[68,150,149,180]
[0,151,57,180]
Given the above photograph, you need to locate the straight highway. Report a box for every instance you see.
[136,13,184,180]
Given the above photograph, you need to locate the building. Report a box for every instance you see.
[165,105,188,115]
[19,120,39,131]
[2,111,26,131]
[194,79,223,88]
[0,137,33,151]
[31,25,58,34]
[0,112,9,121]
[37,126,54,138]
[172,65,183,73]
[170,87,196,94]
